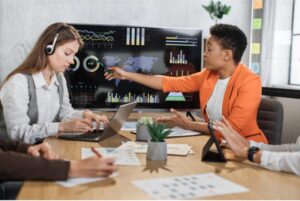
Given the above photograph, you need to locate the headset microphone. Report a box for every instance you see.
[45,24,66,55]
[45,33,59,55]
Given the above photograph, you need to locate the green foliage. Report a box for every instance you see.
[138,116,153,125]
[202,0,231,23]
[146,122,172,142]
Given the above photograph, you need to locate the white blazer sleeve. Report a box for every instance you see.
[250,141,300,152]
[260,151,300,176]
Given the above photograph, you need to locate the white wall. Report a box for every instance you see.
[0,0,252,82]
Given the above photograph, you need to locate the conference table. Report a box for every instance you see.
[17,112,300,199]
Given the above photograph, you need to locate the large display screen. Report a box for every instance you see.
[67,24,202,110]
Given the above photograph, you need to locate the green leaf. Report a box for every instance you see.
[146,122,172,142]
[202,0,231,21]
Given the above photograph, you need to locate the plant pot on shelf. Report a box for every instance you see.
[146,140,167,161]
[136,123,151,141]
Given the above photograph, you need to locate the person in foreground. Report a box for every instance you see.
[0,138,117,180]
[0,138,116,199]
[105,23,268,143]
[0,22,109,144]
[214,116,300,176]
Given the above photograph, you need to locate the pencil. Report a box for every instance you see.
[91,147,102,158]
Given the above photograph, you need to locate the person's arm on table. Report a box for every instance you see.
[0,140,117,181]
[214,117,300,176]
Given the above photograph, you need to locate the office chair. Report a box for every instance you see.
[257,97,284,145]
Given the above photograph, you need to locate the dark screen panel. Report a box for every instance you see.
[67,24,202,110]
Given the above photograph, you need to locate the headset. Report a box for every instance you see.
[45,25,67,55]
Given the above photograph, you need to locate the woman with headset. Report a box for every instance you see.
[0,22,109,144]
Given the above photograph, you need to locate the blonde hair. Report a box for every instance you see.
[1,22,84,86]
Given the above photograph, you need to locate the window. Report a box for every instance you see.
[290,0,300,85]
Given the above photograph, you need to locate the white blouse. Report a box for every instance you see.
[0,72,83,143]
[206,77,230,121]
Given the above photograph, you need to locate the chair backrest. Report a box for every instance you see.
[257,97,283,145]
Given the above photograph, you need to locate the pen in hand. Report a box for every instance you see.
[91,147,102,158]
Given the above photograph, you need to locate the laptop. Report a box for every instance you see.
[201,122,226,162]
[58,101,137,142]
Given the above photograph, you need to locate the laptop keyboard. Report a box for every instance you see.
[58,130,103,141]
[72,132,102,139]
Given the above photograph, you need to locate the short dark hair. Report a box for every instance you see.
[210,24,247,64]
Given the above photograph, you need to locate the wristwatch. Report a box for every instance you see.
[247,146,260,162]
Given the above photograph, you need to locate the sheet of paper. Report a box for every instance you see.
[168,126,201,137]
[125,123,201,138]
[56,172,118,188]
[121,141,193,156]
[121,121,137,131]
[253,0,263,9]
[132,173,248,199]
[81,146,141,166]
[252,18,262,29]
[250,62,260,73]
[251,43,261,54]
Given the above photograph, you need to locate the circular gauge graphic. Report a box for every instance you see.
[83,55,100,72]
[69,56,80,72]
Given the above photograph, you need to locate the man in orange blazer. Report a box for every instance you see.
[105,24,268,144]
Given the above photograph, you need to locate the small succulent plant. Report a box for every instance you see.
[138,116,153,125]
[146,122,172,142]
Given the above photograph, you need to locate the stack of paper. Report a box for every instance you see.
[121,141,193,156]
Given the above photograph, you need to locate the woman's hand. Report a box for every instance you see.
[156,109,191,129]
[213,116,250,159]
[83,110,109,129]
[27,142,59,160]
[104,66,127,81]
[58,118,93,134]
[69,156,118,178]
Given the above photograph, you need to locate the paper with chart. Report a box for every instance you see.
[81,146,141,166]
[132,173,248,199]
[56,172,118,188]
[121,141,193,156]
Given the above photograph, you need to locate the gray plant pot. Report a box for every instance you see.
[147,140,167,161]
[136,124,151,141]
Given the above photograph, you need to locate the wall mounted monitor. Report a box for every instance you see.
[67,23,202,110]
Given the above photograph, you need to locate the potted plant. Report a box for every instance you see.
[202,0,231,24]
[146,122,172,161]
[136,116,153,141]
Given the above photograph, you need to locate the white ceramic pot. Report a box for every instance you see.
[147,140,167,161]
[136,124,151,141]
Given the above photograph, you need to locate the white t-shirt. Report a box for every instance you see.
[206,77,230,122]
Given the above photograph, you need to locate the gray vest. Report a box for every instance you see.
[0,73,64,142]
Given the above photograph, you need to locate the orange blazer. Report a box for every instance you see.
[162,64,268,143]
